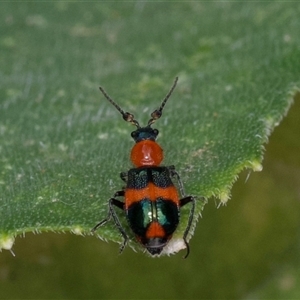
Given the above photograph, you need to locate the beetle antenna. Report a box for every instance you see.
[148,77,178,126]
[99,86,140,128]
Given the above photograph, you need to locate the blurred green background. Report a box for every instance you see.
[1,2,300,299]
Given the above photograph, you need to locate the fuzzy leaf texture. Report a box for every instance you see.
[0,2,299,255]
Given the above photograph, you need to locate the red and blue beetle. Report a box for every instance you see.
[92,77,195,258]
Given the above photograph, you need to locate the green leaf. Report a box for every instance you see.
[0,2,299,256]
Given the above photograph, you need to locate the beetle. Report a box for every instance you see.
[92,77,195,257]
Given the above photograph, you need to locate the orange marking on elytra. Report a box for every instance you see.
[124,182,180,208]
[146,222,166,239]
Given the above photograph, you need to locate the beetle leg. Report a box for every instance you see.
[92,196,129,254]
[120,171,128,183]
[179,195,196,259]
[114,190,125,197]
[167,165,187,198]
